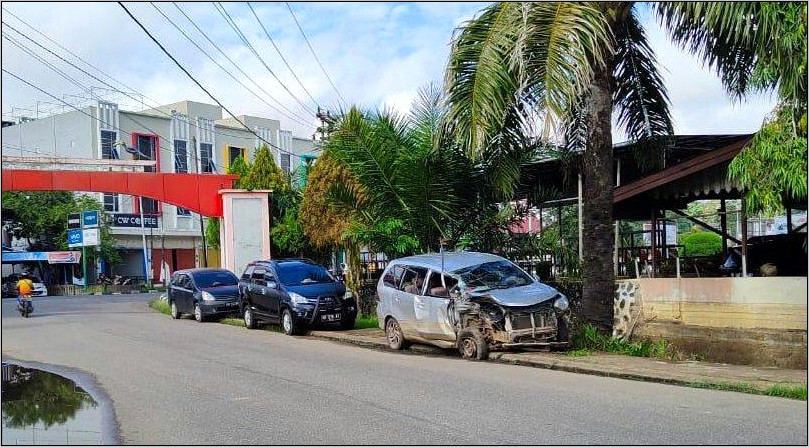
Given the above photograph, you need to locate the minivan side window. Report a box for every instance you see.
[241,266,254,281]
[382,265,404,289]
[176,274,190,289]
[400,266,428,295]
[426,272,459,297]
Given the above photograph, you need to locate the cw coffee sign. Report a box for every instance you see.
[110,214,159,228]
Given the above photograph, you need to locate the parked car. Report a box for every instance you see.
[2,275,19,298]
[29,276,48,297]
[377,252,570,360]
[167,268,241,322]
[239,259,357,335]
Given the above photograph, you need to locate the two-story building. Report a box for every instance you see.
[2,99,319,283]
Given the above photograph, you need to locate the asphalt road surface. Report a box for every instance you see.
[2,294,807,445]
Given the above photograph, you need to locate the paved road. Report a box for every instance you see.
[2,295,807,445]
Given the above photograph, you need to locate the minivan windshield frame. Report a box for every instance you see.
[452,260,533,292]
[192,270,239,288]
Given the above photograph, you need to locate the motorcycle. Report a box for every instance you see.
[16,295,33,318]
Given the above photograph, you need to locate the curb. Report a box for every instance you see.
[305,331,805,397]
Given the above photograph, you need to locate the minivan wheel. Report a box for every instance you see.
[194,304,205,323]
[243,307,257,329]
[170,301,180,319]
[458,329,489,360]
[385,318,409,350]
[281,308,299,335]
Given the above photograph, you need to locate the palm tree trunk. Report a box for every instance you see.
[580,64,616,333]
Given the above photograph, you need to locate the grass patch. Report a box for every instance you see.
[571,324,669,359]
[219,318,245,327]
[355,315,379,330]
[149,298,171,316]
[688,381,807,400]
[565,348,591,357]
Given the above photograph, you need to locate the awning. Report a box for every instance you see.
[1,251,82,264]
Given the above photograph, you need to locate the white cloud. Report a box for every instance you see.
[2,1,775,146]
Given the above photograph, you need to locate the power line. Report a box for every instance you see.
[1,17,297,152]
[149,2,312,128]
[118,2,291,156]
[2,22,227,165]
[246,2,320,111]
[213,2,317,116]
[170,2,314,126]
[285,2,346,110]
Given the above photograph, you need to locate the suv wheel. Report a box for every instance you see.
[170,301,180,319]
[244,306,257,329]
[281,308,299,335]
[385,317,409,350]
[458,329,489,360]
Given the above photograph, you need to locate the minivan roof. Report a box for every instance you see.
[388,252,507,273]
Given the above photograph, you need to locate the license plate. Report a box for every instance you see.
[321,313,341,322]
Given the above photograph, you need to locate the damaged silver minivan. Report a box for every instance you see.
[376,252,569,360]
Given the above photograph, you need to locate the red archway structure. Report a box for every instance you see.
[2,169,238,217]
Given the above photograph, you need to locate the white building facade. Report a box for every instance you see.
[2,100,320,281]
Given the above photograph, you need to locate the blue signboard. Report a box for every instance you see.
[67,229,84,248]
[82,210,99,228]
[1,252,48,262]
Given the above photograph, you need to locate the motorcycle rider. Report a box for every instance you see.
[16,273,33,298]
[16,273,34,316]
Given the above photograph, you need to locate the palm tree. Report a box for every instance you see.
[444,2,798,331]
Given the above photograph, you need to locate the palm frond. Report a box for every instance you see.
[444,2,612,162]
[612,11,673,141]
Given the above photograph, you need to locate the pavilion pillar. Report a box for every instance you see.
[719,198,728,258]
[741,196,748,276]
[577,172,583,262]
[650,207,657,278]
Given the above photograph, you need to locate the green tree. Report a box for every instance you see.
[205,155,252,250]
[1,191,120,266]
[242,145,289,193]
[444,2,795,331]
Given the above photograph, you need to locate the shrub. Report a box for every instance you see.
[680,230,722,257]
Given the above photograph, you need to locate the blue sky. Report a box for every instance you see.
[1,2,776,141]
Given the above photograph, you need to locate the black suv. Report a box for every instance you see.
[239,259,357,335]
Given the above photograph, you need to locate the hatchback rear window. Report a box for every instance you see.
[192,270,239,288]
[276,263,334,286]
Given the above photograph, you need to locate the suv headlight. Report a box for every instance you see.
[289,292,312,305]
[201,291,216,301]
[343,290,354,300]
[553,294,569,313]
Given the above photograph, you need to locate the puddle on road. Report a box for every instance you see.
[1,363,107,445]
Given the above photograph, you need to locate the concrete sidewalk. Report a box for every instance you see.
[308,327,807,395]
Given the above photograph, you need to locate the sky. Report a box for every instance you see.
[1,2,777,143]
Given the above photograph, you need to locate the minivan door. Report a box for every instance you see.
[420,271,457,341]
[397,266,427,337]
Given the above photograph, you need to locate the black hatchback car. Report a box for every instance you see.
[168,268,241,322]
[239,259,357,335]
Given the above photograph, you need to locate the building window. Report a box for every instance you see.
[280,153,291,173]
[200,143,214,173]
[228,146,245,166]
[174,140,188,174]
[101,130,119,159]
[103,193,119,212]
[174,140,191,216]
[101,130,120,208]
[136,135,158,214]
